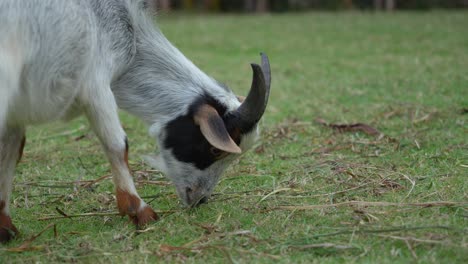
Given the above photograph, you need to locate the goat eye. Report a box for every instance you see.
[210,147,222,156]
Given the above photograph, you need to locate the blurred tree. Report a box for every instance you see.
[374,0,395,10]
[374,0,382,9]
[270,0,289,11]
[154,0,468,11]
[244,0,269,12]
[159,0,171,10]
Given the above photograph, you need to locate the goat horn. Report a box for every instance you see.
[234,53,271,132]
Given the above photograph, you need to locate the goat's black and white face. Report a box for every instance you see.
[146,54,271,207]
[147,122,258,207]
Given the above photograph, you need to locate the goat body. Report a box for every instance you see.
[0,0,270,243]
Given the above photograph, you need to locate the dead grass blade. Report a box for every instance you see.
[398,173,416,201]
[38,209,178,220]
[160,244,188,252]
[135,227,157,233]
[258,188,291,203]
[309,225,459,239]
[38,212,120,220]
[377,234,455,246]
[289,243,355,250]
[55,207,69,218]
[81,174,112,188]
[6,223,56,252]
[271,201,467,211]
[17,175,111,189]
[315,118,381,136]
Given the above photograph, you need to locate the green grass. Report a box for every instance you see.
[2,11,467,263]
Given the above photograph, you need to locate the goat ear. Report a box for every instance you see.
[194,104,242,154]
[143,154,168,174]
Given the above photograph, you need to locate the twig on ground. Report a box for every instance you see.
[17,175,111,189]
[81,174,112,188]
[377,234,464,248]
[38,212,120,220]
[38,209,179,220]
[398,173,416,201]
[258,188,291,203]
[288,243,356,250]
[16,182,76,189]
[135,227,157,233]
[414,139,421,150]
[270,201,466,211]
[412,112,435,124]
[6,223,56,252]
[315,118,382,136]
[292,225,460,241]
[55,207,69,218]
[405,239,418,259]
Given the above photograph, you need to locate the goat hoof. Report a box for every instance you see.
[0,203,19,244]
[116,188,141,217]
[132,206,159,228]
[0,223,19,244]
[115,189,158,227]
[0,228,18,244]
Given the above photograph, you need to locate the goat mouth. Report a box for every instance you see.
[187,196,208,208]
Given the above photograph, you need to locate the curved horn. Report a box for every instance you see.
[235,53,271,131]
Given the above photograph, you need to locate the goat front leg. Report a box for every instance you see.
[81,86,158,227]
[0,126,25,243]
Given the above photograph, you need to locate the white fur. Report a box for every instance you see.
[0,0,261,216]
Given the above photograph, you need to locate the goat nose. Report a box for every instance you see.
[185,187,208,207]
[191,196,207,207]
[185,187,193,203]
[198,196,208,205]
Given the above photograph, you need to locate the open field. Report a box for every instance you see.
[1,11,467,263]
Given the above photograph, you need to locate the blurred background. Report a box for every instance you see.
[150,0,468,12]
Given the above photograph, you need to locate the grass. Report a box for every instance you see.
[2,11,467,263]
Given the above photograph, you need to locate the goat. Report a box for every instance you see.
[0,0,271,243]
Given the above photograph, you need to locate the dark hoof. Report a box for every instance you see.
[0,225,19,244]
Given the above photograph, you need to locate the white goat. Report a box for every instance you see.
[0,0,271,243]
